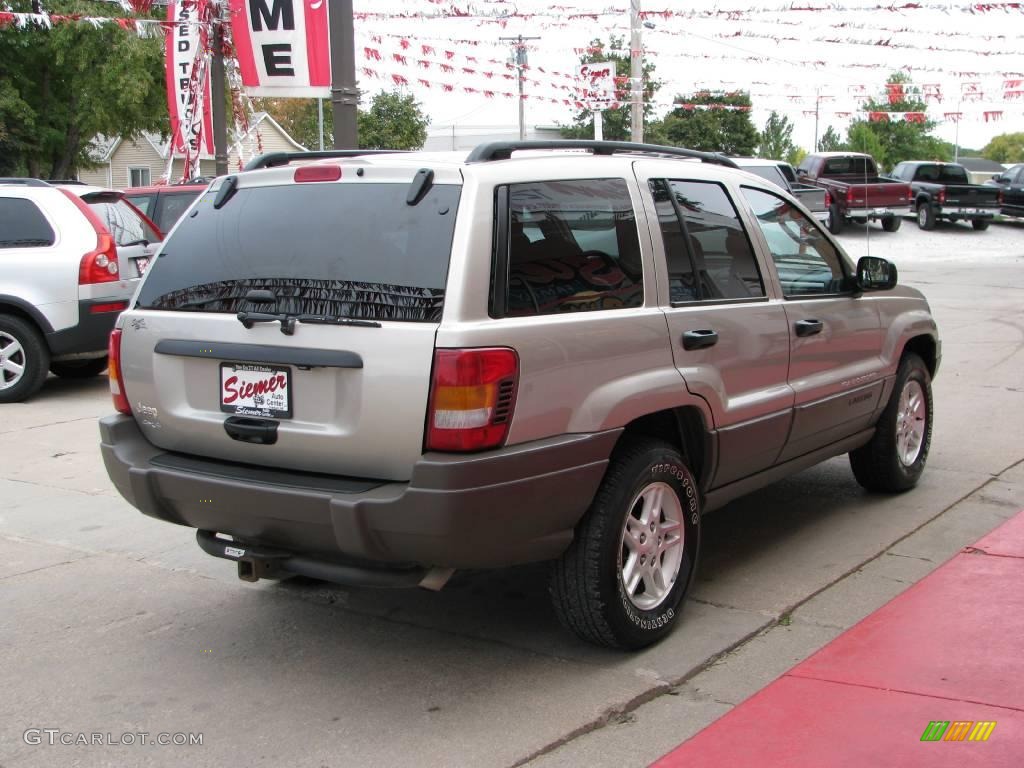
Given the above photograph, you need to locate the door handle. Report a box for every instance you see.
[682,329,719,350]
[224,416,279,445]
[794,319,824,337]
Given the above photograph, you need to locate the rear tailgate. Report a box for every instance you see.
[120,167,462,482]
[845,180,911,210]
[943,184,1001,208]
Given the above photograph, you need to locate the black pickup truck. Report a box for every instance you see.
[888,161,1001,231]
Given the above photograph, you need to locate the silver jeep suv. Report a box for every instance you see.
[100,141,939,649]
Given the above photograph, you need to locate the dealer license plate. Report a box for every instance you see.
[134,256,150,276]
[220,363,292,418]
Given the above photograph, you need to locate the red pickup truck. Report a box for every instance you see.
[797,152,913,234]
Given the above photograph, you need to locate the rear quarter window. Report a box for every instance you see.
[0,197,55,248]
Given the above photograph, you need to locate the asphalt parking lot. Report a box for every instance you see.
[2,217,1022,767]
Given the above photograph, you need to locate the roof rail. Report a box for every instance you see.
[0,177,51,187]
[465,140,739,169]
[244,149,409,171]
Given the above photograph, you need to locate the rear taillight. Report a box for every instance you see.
[108,329,131,415]
[846,187,854,204]
[998,190,1004,205]
[425,348,518,452]
[824,190,831,207]
[936,189,945,204]
[59,189,120,285]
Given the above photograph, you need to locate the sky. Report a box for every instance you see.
[348,0,1024,153]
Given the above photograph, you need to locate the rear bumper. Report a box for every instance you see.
[100,414,617,569]
[936,206,996,220]
[847,206,912,221]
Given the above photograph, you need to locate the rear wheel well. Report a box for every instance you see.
[902,335,937,377]
[618,407,710,488]
[0,303,45,336]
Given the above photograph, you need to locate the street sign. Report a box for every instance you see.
[578,62,616,108]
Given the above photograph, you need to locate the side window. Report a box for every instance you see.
[0,197,56,248]
[125,194,155,216]
[741,186,848,297]
[650,178,765,303]
[154,192,201,233]
[502,179,643,317]
[87,197,161,245]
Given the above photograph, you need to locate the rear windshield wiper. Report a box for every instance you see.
[237,311,382,334]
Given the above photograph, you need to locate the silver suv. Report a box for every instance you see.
[100,141,939,649]
[0,179,160,402]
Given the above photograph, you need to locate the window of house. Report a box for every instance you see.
[741,186,848,297]
[129,167,151,187]
[499,179,644,317]
[649,179,765,303]
[0,198,55,248]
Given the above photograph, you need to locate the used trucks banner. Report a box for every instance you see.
[166,1,214,177]
[230,0,331,97]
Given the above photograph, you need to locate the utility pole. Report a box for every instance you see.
[953,100,961,163]
[500,35,540,140]
[630,0,643,142]
[211,11,228,176]
[329,0,359,149]
[813,87,821,152]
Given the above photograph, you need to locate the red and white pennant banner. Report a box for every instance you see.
[166,1,214,179]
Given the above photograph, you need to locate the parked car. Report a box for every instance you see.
[732,157,830,225]
[797,152,914,234]
[122,182,207,234]
[99,141,939,649]
[0,178,161,402]
[887,161,1001,230]
[984,163,1024,218]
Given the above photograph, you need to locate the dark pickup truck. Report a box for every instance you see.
[985,163,1024,218]
[888,161,1001,231]
[797,152,913,234]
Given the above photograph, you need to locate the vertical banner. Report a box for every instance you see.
[166,1,214,179]
[230,0,330,97]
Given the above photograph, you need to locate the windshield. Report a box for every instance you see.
[135,182,461,322]
[915,164,969,184]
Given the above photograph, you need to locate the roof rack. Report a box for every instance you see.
[465,140,739,169]
[244,149,409,171]
[0,177,51,187]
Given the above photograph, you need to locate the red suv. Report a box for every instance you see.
[122,182,207,234]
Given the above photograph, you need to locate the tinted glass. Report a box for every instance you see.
[504,179,643,316]
[777,163,797,183]
[154,191,202,232]
[136,182,461,323]
[741,186,847,297]
[739,165,788,189]
[651,179,765,303]
[823,156,874,176]
[0,197,55,248]
[124,193,155,216]
[85,194,160,246]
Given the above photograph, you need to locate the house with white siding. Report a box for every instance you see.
[79,112,305,189]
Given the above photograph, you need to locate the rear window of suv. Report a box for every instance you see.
[135,181,461,323]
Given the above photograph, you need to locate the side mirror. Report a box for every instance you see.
[993,174,1005,182]
[857,256,897,291]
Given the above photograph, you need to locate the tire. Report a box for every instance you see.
[827,203,843,235]
[881,215,902,232]
[916,203,936,230]
[850,353,933,493]
[972,218,990,231]
[550,438,701,649]
[50,357,108,379]
[0,314,50,404]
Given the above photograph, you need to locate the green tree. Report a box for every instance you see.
[559,36,659,141]
[982,132,1024,163]
[0,1,166,179]
[845,121,887,167]
[758,111,796,160]
[357,91,428,150]
[850,72,950,169]
[817,125,843,152]
[656,91,759,155]
[787,146,808,168]
[258,91,428,151]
